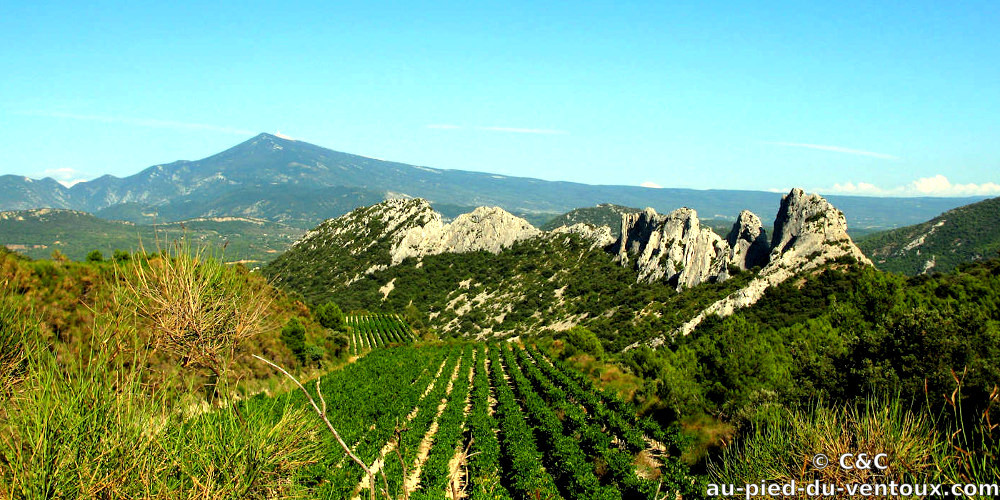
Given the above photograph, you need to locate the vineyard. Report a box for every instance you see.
[271,342,697,499]
[346,313,417,354]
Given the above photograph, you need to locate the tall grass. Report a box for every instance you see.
[936,372,1000,484]
[711,393,946,487]
[0,296,30,401]
[0,241,323,499]
[711,389,1000,493]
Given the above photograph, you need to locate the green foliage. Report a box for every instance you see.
[858,196,1000,274]
[0,334,323,498]
[325,331,350,359]
[622,346,704,421]
[687,314,793,414]
[281,317,307,364]
[467,347,512,499]
[404,302,427,331]
[625,258,1000,433]
[85,249,104,262]
[540,203,639,237]
[280,232,755,351]
[315,300,346,330]
[560,325,605,359]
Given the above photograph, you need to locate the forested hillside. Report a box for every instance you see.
[541,204,639,236]
[329,233,756,351]
[858,196,1000,274]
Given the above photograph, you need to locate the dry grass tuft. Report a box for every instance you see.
[113,239,272,381]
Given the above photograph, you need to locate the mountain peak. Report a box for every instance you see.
[249,132,298,142]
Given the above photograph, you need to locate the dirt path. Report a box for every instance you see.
[402,353,466,496]
[445,349,477,498]
[351,356,451,499]
[484,346,497,417]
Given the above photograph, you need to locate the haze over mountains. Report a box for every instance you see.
[0,133,984,230]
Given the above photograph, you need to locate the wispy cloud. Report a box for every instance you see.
[764,141,899,160]
[475,126,568,135]
[818,175,1000,197]
[640,181,663,189]
[426,124,568,135]
[43,167,89,187]
[23,111,255,136]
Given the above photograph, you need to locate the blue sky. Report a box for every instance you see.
[1,1,998,196]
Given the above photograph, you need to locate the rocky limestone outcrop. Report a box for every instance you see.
[284,199,544,287]
[767,188,869,266]
[549,223,616,249]
[292,197,437,256]
[725,210,769,272]
[612,207,729,290]
[651,188,872,344]
[391,206,540,264]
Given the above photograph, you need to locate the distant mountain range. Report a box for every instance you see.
[0,132,984,229]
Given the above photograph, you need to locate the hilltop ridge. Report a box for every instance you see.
[266,189,870,347]
[0,133,983,230]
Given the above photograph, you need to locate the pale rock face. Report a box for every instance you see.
[767,188,871,266]
[613,207,728,291]
[292,198,437,256]
[549,223,616,248]
[668,188,872,339]
[391,206,540,264]
[725,210,769,271]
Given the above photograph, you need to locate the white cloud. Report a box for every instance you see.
[910,175,1000,196]
[24,111,254,136]
[640,181,663,189]
[827,181,882,195]
[43,167,88,187]
[475,126,568,135]
[764,141,899,160]
[818,175,1000,197]
[426,124,568,135]
[274,131,297,140]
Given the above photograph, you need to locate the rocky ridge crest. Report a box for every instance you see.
[618,188,871,346]
[391,206,541,264]
[611,208,730,290]
[550,223,616,249]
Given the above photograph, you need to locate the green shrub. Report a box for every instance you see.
[85,249,104,262]
[315,301,346,330]
[281,317,307,363]
[561,326,604,359]
[303,343,326,365]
